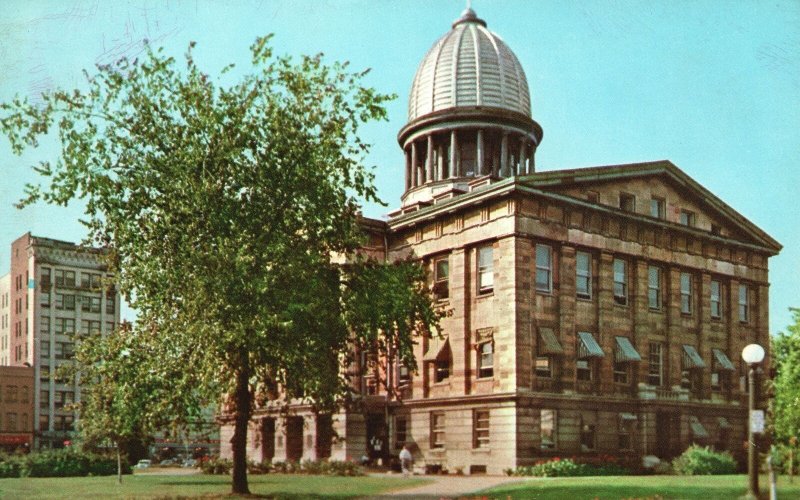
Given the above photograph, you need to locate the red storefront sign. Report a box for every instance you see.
[0,434,31,445]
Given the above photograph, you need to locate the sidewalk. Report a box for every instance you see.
[368,472,531,498]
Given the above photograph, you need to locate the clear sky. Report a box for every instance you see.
[1,0,798,333]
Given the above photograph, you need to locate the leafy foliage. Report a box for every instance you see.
[199,458,363,477]
[0,36,435,495]
[671,445,737,475]
[0,449,130,478]
[505,456,631,477]
[772,308,800,442]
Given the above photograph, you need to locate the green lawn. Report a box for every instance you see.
[0,472,428,499]
[480,474,800,500]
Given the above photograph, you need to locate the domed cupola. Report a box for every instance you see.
[398,8,543,208]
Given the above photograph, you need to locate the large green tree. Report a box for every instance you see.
[772,308,800,443]
[1,37,436,494]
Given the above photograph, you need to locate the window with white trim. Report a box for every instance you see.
[648,266,661,310]
[477,246,494,294]
[576,251,591,299]
[710,280,722,319]
[535,244,553,293]
[680,272,693,315]
[613,258,627,305]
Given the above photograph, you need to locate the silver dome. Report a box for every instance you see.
[407,9,531,123]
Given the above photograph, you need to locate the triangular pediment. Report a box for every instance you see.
[518,160,781,254]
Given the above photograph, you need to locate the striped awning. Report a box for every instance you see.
[423,336,450,362]
[690,417,709,438]
[718,417,730,429]
[577,332,605,359]
[712,349,735,371]
[682,345,706,369]
[614,337,642,362]
[619,412,638,421]
[539,328,564,355]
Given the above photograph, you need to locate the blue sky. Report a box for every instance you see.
[1,0,798,333]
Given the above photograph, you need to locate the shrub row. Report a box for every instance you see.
[200,458,363,476]
[506,457,630,477]
[0,449,130,478]
[671,445,737,475]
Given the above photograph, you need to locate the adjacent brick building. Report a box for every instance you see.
[221,7,780,473]
[0,366,34,452]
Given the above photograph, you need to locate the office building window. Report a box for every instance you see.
[680,209,696,227]
[434,357,451,383]
[82,296,101,313]
[613,361,628,384]
[648,266,661,309]
[613,258,627,305]
[710,280,722,319]
[576,251,591,299]
[106,293,116,314]
[477,246,494,294]
[41,267,51,285]
[680,272,693,314]
[535,244,553,293]
[55,293,75,311]
[433,256,449,301]
[739,284,749,323]
[650,197,665,219]
[430,412,446,449]
[473,410,490,448]
[540,409,557,450]
[619,193,636,212]
[54,270,76,288]
[40,341,50,359]
[535,356,552,378]
[395,417,407,450]
[56,318,76,336]
[81,272,102,289]
[40,291,50,308]
[648,343,663,386]
[478,342,494,378]
[576,359,592,381]
[39,415,50,432]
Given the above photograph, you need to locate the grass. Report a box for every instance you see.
[480,474,800,499]
[0,472,429,499]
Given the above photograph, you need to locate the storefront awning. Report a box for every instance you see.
[423,336,450,362]
[712,349,735,371]
[682,345,706,369]
[614,337,642,362]
[577,332,605,359]
[690,417,709,438]
[718,417,730,429]
[539,328,564,355]
[619,412,638,421]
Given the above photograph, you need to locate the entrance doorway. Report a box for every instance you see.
[365,414,387,465]
[261,418,275,462]
[285,416,304,462]
[655,412,679,459]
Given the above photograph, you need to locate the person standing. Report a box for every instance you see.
[399,444,413,477]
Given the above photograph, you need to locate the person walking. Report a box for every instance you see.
[399,443,413,477]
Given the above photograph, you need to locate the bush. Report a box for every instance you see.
[200,458,363,477]
[0,449,127,478]
[506,456,630,477]
[199,457,233,475]
[672,445,737,475]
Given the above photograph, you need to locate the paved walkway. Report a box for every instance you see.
[368,473,531,498]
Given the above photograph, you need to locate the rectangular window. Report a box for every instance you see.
[618,417,633,450]
[433,257,449,301]
[55,270,76,288]
[41,341,50,359]
[540,409,557,450]
[535,356,552,378]
[648,266,661,309]
[106,322,115,333]
[434,359,450,383]
[680,209,696,227]
[648,343,663,386]
[477,246,494,294]
[431,412,446,449]
[6,413,17,432]
[473,410,490,448]
[40,316,50,335]
[576,251,591,299]
[576,359,592,381]
[106,293,116,314]
[613,360,628,384]
[395,417,407,450]
[619,193,636,212]
[41,267,51,286]
[39,415,49,432]
[55,293,75,311]
[81,272,102,290]
[535,244,553,293]
[580,419,596,451]
[680,272,693,314]
[40,291,50,308]
[710,280,722,319]
[40,390,49,409]
[739,284,749,323]
[398,364,411,386]
[650,197,665,219]
[82,296,101,313]
[613,258,627,305]
[56,318,76,335]
[478,342,494,378]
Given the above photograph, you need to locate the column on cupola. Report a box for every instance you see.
[425,135,434,183]
[500,132,509,177]
[449,130,458,178]
[411,141,419,187]
[404,148,411,190]
[476,129,484,176]
[437,143,445,180]
[518,138,527,176]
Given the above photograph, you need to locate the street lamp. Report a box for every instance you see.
[742,343,765,499]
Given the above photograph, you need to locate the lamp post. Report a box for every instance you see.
[742,343,765,499]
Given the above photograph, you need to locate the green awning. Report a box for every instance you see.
[614,337,642,362]
[718,417,730,429]
[712,349,735,371]
[682,345,706,369]
[539,328,564,355]
[577,332,605,359]
[619,412,638,421]
[690,417,709,438]
[424,336,450,362]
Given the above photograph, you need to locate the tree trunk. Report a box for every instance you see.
[117,445,122,485]
[230,354,252,495]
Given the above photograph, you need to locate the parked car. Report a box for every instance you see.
[135,459,152,469]
[159,458,177,466]
[182,458,197,468]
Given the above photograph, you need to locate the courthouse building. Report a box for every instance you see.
[0,233,120,449]
[221,8,780,473]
